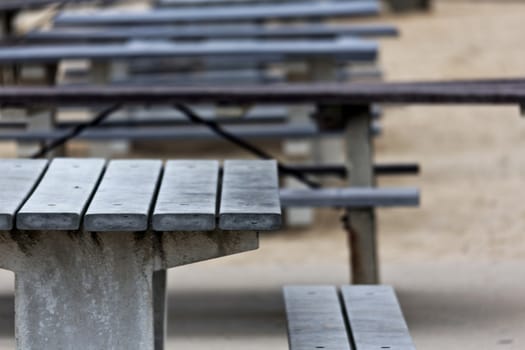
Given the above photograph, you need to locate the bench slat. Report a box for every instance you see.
[219,160,280,230]
[0,159,48,230]
[153,160,219,231]
[341,285,416,350]
[84,160,162,232]
[55,2,379,26]
[26,24,398,42]
[0,40,377,64]
[284,286,352,350]
[17,158,105,230]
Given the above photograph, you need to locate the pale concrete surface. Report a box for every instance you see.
[0,1,524,349]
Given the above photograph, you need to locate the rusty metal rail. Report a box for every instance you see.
[0,79,524,106]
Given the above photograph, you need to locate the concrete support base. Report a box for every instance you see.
[0,230,258,350]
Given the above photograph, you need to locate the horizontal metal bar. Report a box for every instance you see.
[286,163,419,178]
[279,187,420,207]
[0,80,523,106]
[55,2,380,26]
[374,163,420,175]
[24,24,398,43]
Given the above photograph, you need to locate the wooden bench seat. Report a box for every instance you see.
[0,39,378,64]
[54,1,380,26]
[0,121,380,141]
[26,23,398,43]
[156,0,367,8]
[284,285,416,350]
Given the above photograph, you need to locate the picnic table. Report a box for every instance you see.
[0,37,376,153]
[0,157,281,349]
[0,79,515,284]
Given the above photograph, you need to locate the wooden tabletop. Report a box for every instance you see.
[1,158,282,232]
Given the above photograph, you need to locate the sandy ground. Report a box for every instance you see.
[1,1,525,349]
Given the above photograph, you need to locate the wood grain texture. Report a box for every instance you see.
[219,160,281,230]
[284,285,351,350]
[153,160,219,231]
[84,159,162,232]
[0,159,47,230]
[17,158,105,230]
[341,285,416,350]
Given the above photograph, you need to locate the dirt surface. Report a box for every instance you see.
[0,1,525,349]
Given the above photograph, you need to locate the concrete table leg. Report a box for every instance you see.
[344,109,379,284]
[0,230,258,349]
[89,60,130,157]
[0,231,156,350]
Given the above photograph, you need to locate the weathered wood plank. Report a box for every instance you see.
[153,160,219,231]
[284,286,351,350]
[17,158,105,230]
[55,2,380,26]
[0,39,377,64]
[0,159,48,230]
[25,24,398,42]
[341,285,416,350]
[84,159,162,232]
[219,160,281,230]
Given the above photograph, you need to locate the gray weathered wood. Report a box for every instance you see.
[219,160,281,230]
[84,159,162,232]
[16,158,105,230]
[0,159,47,230]
[26,24,398,42]
[341,285,416,350]
[157,0,369,8]
[0,123,346,141]
[153,160,219,231]
[284,286,351,350]
[55,2,380,26]
[0,39,377,64]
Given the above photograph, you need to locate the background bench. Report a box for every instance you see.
[284,285,416,350]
